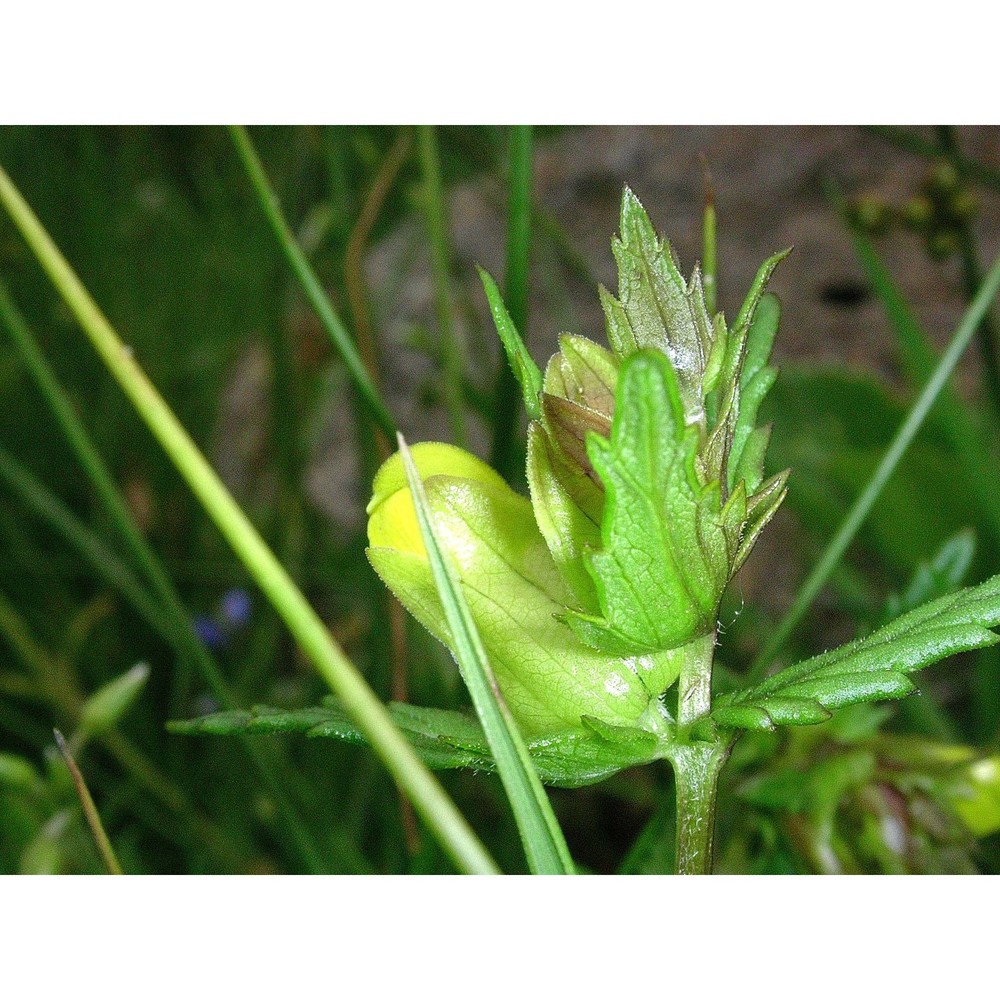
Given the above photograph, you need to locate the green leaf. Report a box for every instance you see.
[525,727,665,787]
[608,187,708,423]
[565,350,729,652]
[171,701,671,789]
[707,259,785,479]
[169,704,339,736]
[525,423,602,610]
[544,334,618,417]
[78,663,150,739]
[580,715,659,752]
[170,702,492,771]
[715,573,1000,729]
[728,293,782,493]
[397,434,575,874]
[478,266,542,421]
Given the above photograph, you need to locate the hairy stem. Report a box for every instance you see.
[670,742,728,875]
[670,631,726,874]
[677,631,716,728]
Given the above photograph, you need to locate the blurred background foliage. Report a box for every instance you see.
[2,125,1000,874]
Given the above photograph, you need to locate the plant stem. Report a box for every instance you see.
[701,160,717,316]
[417,125,467,447]
[669,631,726,875]
[677,631,716,728]
[0,162,500,876]
[669,742,728,875]
[54,728,124,874]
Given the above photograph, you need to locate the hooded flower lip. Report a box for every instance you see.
[366,442,683,736]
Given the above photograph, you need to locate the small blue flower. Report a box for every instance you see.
[220,588,252,628]
[193,616,225,650]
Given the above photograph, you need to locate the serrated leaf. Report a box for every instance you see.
[478,266,542,421]
[168,704,341,737]
[170,702,492,771]
[610,187,707,423]
[171,700,671,789]
[568,350,729,653]
[547,334,618,416]
[697,273,784,497]
[600,283,636,357]
[525,729,666,787]
[715,573,1000,729]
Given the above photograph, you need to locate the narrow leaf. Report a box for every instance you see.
[479,266,542,421]
[78,663,150,739]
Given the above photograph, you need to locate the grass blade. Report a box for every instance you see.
[0,445,168,639]
[228,125,396,440]
[53,729,124,875]
[417,125,467,447]
[397,433,575,875]
[753,248,1000,673]
[840,223,1000,549]
[0,163,498,876]
[0,281,328,874]
[491,125,534,479]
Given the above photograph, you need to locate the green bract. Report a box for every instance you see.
[367,188,790,739]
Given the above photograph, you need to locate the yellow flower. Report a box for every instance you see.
[366,442,683,736]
